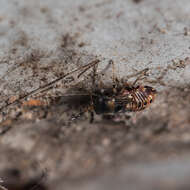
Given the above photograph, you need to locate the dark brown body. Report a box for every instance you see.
[92,84,156,114]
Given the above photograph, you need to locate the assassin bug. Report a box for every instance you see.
[0,59,156,123]
[82,60,157,122]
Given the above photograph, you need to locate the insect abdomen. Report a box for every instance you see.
[127,89,150,111]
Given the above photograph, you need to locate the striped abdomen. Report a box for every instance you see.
[125,86,156,111]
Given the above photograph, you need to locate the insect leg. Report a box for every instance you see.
[128,68,149,79]
[71,110,85,121]
[92,60,99,88]
[77,59,100,79]
[0,59,100,112]
[132,68,149,86]
[109,60,120,94]
[90,111,94,123]
[132,76,146,86]
[89,61,99,117]
[93,60,112,89]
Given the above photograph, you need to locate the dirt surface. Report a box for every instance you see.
[0,0,190,190]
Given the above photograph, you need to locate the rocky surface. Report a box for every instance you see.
[0,0,190,190]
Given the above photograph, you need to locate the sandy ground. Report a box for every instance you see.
[0,0,190,189]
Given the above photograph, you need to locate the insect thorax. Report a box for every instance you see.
[92,89,126,114]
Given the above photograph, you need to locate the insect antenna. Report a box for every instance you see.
[0,59,100,111]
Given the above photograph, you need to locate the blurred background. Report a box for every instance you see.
[0,0,190,189]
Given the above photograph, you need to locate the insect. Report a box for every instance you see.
[91,81,156,114]
[83,60,157,122]
[0,59,156,123]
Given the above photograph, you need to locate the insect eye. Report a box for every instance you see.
[150,99,152,103]
[144,102,147,105]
